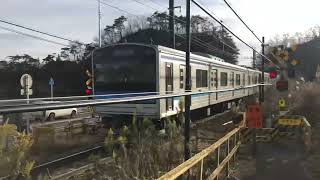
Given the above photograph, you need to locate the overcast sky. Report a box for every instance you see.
[0,0,319,65]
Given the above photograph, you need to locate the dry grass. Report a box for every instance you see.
[288,82,320,179]
[71,117,185,180]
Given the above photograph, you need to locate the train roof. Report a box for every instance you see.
[157,45,261,73]
[97,43,261,73]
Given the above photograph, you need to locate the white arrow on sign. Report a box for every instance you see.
[49,77,54,99]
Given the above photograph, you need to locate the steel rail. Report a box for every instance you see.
[33,145,104,169]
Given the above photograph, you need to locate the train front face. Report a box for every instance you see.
[93,44,159,118]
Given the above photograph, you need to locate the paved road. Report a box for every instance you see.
[240,140,312,180]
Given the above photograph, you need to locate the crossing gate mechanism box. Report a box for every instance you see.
[246,105,262,128]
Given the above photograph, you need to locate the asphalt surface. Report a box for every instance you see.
[240,140,312,180]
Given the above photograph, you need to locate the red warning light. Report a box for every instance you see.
[85,89,91,95]
[269,71,277,79]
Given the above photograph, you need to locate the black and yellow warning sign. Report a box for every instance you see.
[278,118,302,126]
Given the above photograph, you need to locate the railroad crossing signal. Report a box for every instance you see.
[85,70,93,95]
[269,71,277,79]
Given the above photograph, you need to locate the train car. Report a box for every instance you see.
[92,43,269,121]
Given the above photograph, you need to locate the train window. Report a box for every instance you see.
[236,74,241,85]
[196,69,208,88]
[220,72,228,86]
[179,66,185,89]
[94,45,156,92]
[248,75,251,85]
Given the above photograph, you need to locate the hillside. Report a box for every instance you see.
[291,38,320,80]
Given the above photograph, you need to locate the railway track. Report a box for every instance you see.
[0,110,236,180]
[31,145,106,178]
[0,145,106,180]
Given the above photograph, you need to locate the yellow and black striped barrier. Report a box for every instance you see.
[241,115,311,147]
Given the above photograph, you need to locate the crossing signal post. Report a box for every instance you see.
[276,73,289,91]
[85,70,93,98]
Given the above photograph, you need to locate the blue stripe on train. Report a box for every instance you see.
[173,93,210,101]
[95,91,157,104]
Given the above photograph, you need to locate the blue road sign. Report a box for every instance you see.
[49,77,54,86]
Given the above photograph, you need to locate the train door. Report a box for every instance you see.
[165,63,174,111]
[231,72,235,96]
[179,65,185,90]
[243,73,246,94]
[210,69,218,100]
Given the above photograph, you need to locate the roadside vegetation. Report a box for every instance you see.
[0,120,34,179]
[70,116,184,180]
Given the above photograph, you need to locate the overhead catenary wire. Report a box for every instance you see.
[147,0,167,11]
[99,0,231,56]
[0,18,84,45]
[99,0,136,16]
[191,0,279,68]
[128,0,237,55]
[134,0,237,52]
[222,0,263,44]
[0,25,69,47]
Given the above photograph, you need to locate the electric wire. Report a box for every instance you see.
[222,0,263,44]
[191,0,279,67]
[99,0,136,16]
[0,18,84,45]
[128,0,236,55]
[99,0,231,56]
[138,0,237,52]
[0,25,69,47]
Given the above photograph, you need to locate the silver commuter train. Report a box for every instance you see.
[93,43,269,120]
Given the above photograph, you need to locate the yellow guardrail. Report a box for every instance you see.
[157,114,246,180]
[158,114,312,180]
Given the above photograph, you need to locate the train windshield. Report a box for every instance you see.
[93,45,157,94]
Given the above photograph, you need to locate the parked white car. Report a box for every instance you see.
[33,101,77,121]
[45,107,77,121]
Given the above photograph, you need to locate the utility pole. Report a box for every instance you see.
[169,0,175,48]
[98,0,102,47]
[260,37,265,103]
[185,0,191,161]
[253,50,256,69]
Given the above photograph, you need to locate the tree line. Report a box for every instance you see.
[0,11,240,99]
